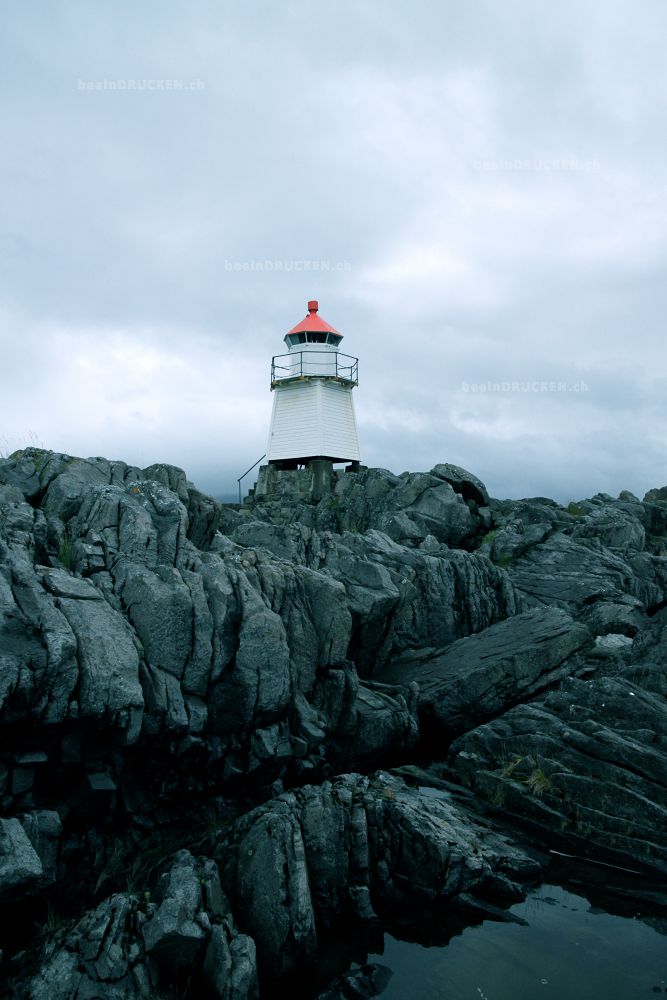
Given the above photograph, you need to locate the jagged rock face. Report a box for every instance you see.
[448,612,667,877]
[0,817,44,902]
[252,464,482,545]
[0,454,377,745]
[379,608,592,741]
[430,462,490,507]
[26,851,258,1000]
[485,494,667,610]
[230,523,521,675]
[0,451,510,780]
[215,773,541,979]
[2,449,667,997]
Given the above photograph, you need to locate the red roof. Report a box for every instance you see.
[287,300,342,337]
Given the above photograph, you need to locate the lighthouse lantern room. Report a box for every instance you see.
[266,300,361,469]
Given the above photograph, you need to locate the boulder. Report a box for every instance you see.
[0,818,43,902]
[643,486,667,503]
[20,810,62,889]
[506,532,661,610]
[142,849,209,968]
[430,462,490,507]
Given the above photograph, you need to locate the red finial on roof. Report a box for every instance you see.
[287,300,342,337]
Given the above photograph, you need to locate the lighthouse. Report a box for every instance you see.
[266,300,361,471]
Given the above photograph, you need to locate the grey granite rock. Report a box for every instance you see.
[57,583,144,743]
[430,462,490,507]
[27,853,258,1000]
[216,773,541,979]
[0,817,43,901]
[379,608,591,741]
[2,450,667,996]
[20,810,62,889]
[448,627,667,876]
[231,521,520,675]
[142,849,208,968]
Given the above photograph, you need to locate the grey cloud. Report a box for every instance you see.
[1,1,666,501]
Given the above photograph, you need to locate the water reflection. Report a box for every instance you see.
[364,883,666,1000]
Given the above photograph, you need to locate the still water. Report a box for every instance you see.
[366,883,666,1000]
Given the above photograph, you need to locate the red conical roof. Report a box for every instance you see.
[287,300,342,336]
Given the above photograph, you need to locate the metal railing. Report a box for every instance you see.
[271,351,358,387]
[236,454,266,504]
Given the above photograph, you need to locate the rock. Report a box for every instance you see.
[384,473,475,545]
[430,462,490,507]
[0,547,79,727]
[250,465,480,547]
[578,598,647,637]
[315,963,393,1000]
[643,486,667,503]
[20,810,62,889]
[142,849,209,968]
[379,608,591,741]
[590,633,634,658]
[28,893,145,1000]
[186,485,224,550]
[231,522,521,675]
[57,583,144,743]
[216,773,541,979]
[203,924,259,1000]
[569,502,646,554]
[3,448,667,994]
[448,642,667,876]
[27,853,259,1000]
[0,818,43,901]
[505,532,661,610]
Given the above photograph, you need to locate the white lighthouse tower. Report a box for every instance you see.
[266,300,361,470]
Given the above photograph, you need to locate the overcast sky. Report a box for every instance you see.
[1,0,666,503]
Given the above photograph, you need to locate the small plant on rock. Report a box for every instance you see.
[501,753,525,778]
[58,532,74,570]
[525,767,552,798]
[490,783,507,807]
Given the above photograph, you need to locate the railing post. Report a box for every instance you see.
[237,454,267,505]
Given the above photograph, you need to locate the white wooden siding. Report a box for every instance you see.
[267,380,360,461]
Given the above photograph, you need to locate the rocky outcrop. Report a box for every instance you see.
[229,524,521,675]
[379,608,591,741]
[252,463,487,545]
[448,610,667,878]
[215,772,541,979]
[26,851,258,1000]
[0,452,420,790]
[484,494,667,611]
[2,449,667,997]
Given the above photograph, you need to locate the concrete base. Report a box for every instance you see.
[254,460,339,503]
